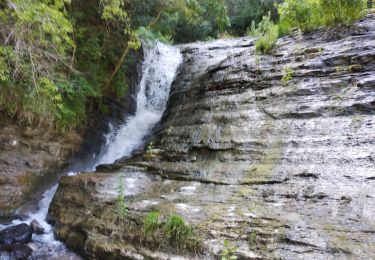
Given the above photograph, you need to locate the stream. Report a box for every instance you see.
[0,42,182,259]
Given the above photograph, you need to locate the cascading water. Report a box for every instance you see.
[0,42,182,258]
[97,42,182,165]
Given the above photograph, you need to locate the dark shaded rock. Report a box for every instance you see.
[0,224,32,245]
[11,245,31,260]
[30,220,44,235]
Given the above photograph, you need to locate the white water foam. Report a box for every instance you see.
[97,42,182,165]
[0,42,182,258]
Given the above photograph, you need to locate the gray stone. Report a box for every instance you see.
[0,224,32,246]
[49,15,375,259]
[30,220,44,235]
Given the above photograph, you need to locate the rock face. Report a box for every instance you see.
[0,114,84,218]
[49,15,375,259]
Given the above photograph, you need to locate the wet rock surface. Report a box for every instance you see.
[0,224,33,259]
[0,115,83,218]
[50,15,375,259]
[0,224,32,245]
[0,244,33,260]
[30,220,44,235]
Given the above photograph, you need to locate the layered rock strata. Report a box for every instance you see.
[50,15,375,259]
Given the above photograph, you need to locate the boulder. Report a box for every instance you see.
[30,220,44,235]
[0,224,32,245]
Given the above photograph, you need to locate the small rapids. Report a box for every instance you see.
[0,42,182,259]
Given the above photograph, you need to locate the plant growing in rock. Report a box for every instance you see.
[320,0,368,27]
[248,231,258,247]
[221,239,238,260]
[142,212,201,250]
[281,66,294,86]
[248,12,279,54]
[144,211,161,235]
[163,214,195,246]
[166,126,175,135]
[145,142,155,161]
[278,0,368,33]
[116,174,128,219]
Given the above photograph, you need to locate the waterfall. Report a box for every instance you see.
[0,42,182,258]
[97,42,182,165]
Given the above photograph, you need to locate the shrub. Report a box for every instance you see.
[278,0,368,32]
[278,0,321,32]
[144,211,161,235]
[142,212,201,250]
[248,13,279,54]
[281,66,294,85]
[320,0,367,26]
[163,214,195,245]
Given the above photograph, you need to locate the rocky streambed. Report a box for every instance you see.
[49,15,375,259]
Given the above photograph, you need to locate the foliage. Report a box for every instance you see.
[0,0,233,129]
[278,0,321,32]
[0,0,369,129]
[142,212,200,249]
[226,0,279,36]
[0,0,76,128]
[248,13,279,54]
[249,0,368,55]
[320,0,367,26]
[281,66,294,85]
[0,0,133,129]
[129,0,230,43]
[144,211,161,235]
[163,214,195,245]
[144,142,155,161]
[116,174,128,219]
[221,240,238,260]
[279,0,368,32]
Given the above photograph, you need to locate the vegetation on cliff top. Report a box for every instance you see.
[252,0,369,54]
[0,0,371,129]
[0,0,231,129]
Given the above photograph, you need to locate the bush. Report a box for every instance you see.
[144,211,161,235]
[320,0,367,26]
[278,0,321,32]
[248,13,279,54]
[163,214,195,245]
[142,212,200,249]
[279,0,368,32]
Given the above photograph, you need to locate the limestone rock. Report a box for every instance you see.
[50,15,375,259]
